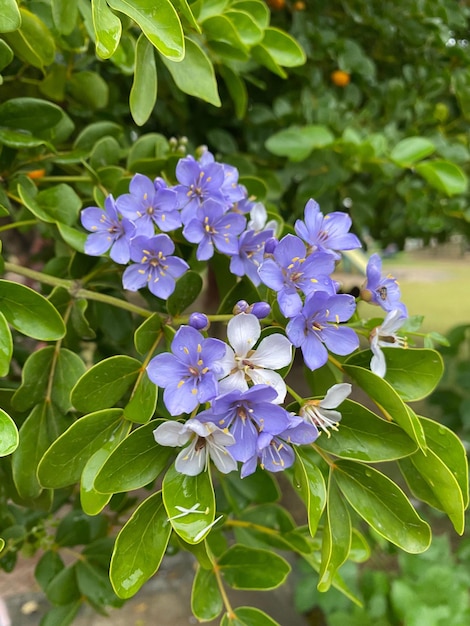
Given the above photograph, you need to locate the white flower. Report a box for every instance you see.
[153,419,237,476]
[218,313,293,403]
[300,383,352,436]
[248,202,278,235]
[370,309,408,378]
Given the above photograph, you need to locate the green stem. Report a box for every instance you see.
[74,287,152,318]
[4,261,72,290]
[286,384,303,405]
[39,176,94,183]
[0,220,38,233]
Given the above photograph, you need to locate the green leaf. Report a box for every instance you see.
[225,10,263,46]
[69,71,109,109]
[0,40,14,72]
[0,311,12,377]
[291,446,326,537]
[232,0,269,29]
[318,473,351,592]
[71,355,142,412]
[45,565,80,605]
[56,223,87,253]
[107,0,184,60]
[36,184,82,226]
[37,409,124,488]
[265,125,334,161]
[110,492,171,598]
[94,420,173,493]
[162,464,215,544]
[80,421,131,515]
[134,314,162,355]
[0,0,21,33]
[220,607,280,626]
[51,0,78,35]
[12,347,85,413]
[39,602,81,626]
[415,160,468,196]
[218,544,290,590]
[191,565,223,622]
[316,399,418,461]
[222,467,280,509]
[0,128,47,149]
[0,408,18,456]
[74,121,123,150]
[171,0,200,32]
[0,279,65,341]
[161,37,221,107]
[202,15,246,49]
[92,0,122,59]
[166,271,203,316]
[345,348,444,402]
[123,372,157,424]
[130,34,157,126]
[260,27,306,67]
[12,402,69,498]
[342,363,426,451]
[0,97,67,136]
[219,65,247,119]
[390,137,436,166]
[3,9,55,69]
[334,460,431,553]
[76,560,119,607]
[35,551,65,593]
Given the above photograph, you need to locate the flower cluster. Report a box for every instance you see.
[80,149,411,477]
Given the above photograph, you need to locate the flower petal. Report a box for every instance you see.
[227,313,260,356]
[250,333,292,369]
[320,383,352,409]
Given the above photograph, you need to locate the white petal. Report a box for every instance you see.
[248,202,267,231]
[175,440,206,476]
[250,334,292,369]
[382,308,406,334]
[208,444,238,474]
[218,370,249,395]
[227,313,260,356]
[248,369,287,404]
[370,348,386,378]
[153,421,191,447]
[217,345,236,378]
[320,383,352,409]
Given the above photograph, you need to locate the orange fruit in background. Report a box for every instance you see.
[293,1,306,9]
[266,0,285,9]
[26,169,46,180]
[331,70,351,87]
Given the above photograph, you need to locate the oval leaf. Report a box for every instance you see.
[334,459,431,553]
[92,0,122,59]
[415,160,468,195]
[166,270,203,317]
[220,606,280,626]
[390,137,436,166]
[265,125,334,161]
[0,280,65,341]
[191,566,223,622]
[218,544,290,590]
[291,446,326,537]
[110,492,171,598]
[0,311,12,377]
[130,34,157,126]
[0,0,21,33]
[0,408,18,456]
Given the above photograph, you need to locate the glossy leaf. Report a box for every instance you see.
[232,0,269,29]
[110,492,172,598]
[0,311,12,377]
[166,270,203,316]
[0,97,65,134]
[390,137,436,166]
[12,347,85,413]
[415,159,468,195]
[342,363,426,450]
[12,402,69,498]
[37,409,124,488]
[107,0,184,60]
[0,408,18,456]
[291,446,326,537]
[130,34,157,126]
[161,38,221,107]
[265,125,334,161]
[162,464,216,544]
[202,14,246,49]
[218,544,290,590]
[261,27,306,67]
[45,565,80,605]
[69,71,109,109]
[222,467,280,510]
[71,355,142,412]
[94,420,173,493]
[36,184,82,226]
[0,39,13,71]
[3,8,55,69]
[219,64,247,118]
[345,348,444,401]
[123,371,157,423]
[334,460,431,553]
[226,10,263,46]
[316,399,418,461]
[80,421,131,515]
[92,0,122,59]
[56,223,87,253]
[318,473,351,592]
[39,602,81,626]
[134,314,162,355]
[0,280,65,341]
[51,0,78,35]
[76,561,119,607]
[191,565,223,622]
[220,606,280,626]
[0,0,21,33]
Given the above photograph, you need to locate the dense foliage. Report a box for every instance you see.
[0,1,468,625]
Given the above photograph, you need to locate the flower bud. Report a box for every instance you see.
[264,237,279,254]
[188,312,210,331]
[248,301,271,319]
[233,300,249,315]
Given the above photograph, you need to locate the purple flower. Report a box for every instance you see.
[294,199,361,259]
[230,228,274,286]
[147,326,227,416]
[241,414,319,478]
[188,312,210,331]
[81,195,135,264]
[153,418,237,476]
[116,173,181,235]
[122,234,188,299]
[182,200,247,260]
[174,155,226,224]
[360,254,407,315]
[258,234,337,318]
[197,385,291,463]
[286,291,359,370]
